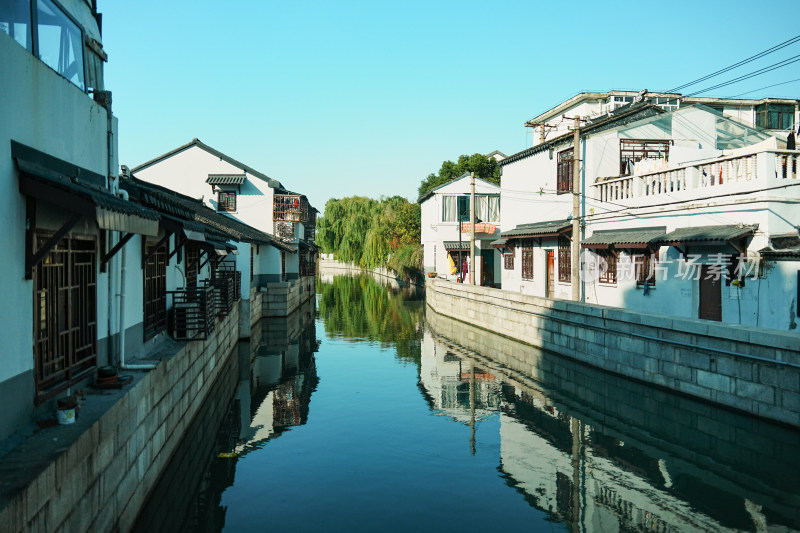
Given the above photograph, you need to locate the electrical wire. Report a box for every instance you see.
[667,34,800,92]
[729,78,800,98]
[684,55,800,97]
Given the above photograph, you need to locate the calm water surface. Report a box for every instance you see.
[134,275,800,533]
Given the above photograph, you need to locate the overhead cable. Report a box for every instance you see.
[666,34,800,93]
[684,55,800,96]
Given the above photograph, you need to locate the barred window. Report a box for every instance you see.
[144,242,168,340]
[504,249,515,270]
[620,139,670,175]
[598,251,618,284]
[635,250,658,287]
[218,190,237,212]
[558,236,571,282]
[557,148,573,194]
[521,242,533,279]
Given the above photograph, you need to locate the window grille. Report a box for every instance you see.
[33,232,97,400]
[598,251,618,284]
[504,249,515,270]
[635,250,658,286]
[144,242,167,340]
[557,149,573,194]
[558,236,571,282]
[521,242,533,279]
[217,190,237,212]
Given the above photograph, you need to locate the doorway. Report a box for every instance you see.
[546,250,555,298]
[699,265,722,321]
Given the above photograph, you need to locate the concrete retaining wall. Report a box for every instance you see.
[0,309,240,532]
[261,276,315,317]
[426,278,800,427]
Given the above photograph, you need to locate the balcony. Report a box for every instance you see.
[274,195,309,223]
[593,150,799,207]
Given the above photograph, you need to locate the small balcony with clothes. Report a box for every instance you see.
[592,146,800,209]
[274,195,310,224]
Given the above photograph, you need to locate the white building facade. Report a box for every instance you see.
[500,93,800,331]
[420,173,502,286]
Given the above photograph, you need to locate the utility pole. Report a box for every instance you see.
[564,115,582,302]
[470,171,476,285]
[527,122,556,146]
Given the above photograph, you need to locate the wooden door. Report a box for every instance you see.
[699,265,722,321]
[546,250,555,298]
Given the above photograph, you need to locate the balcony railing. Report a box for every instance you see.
[168,286,215,341]
[274,195,309,223]
[593,150,799,205]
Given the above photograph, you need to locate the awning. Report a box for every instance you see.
[13,141,160,236]
[582,227,666,250]
[205,239,229,256]
[490,238,508,249]
[443,241,470,251]
[206,174,246,186]
[502,219,572,239]
[650,224,758,247]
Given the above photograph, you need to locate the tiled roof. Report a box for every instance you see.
[502,219,572,238]
[582,227,666,248]
[650,224,758,245]
[207,174,246,185]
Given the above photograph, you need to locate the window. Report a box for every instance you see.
[33,232,97,400]
[557,149,573,194]
[610,95,633,110]
[558,236,571,282]
[504,248,515,271]
[2,0,86,90]
[144,241,168,340]
[654,97,679,112]
[521,241,533,280]
[37,0,85,90]
[597,251,618,284]
[620,139,670,175]
[756,103,794,130]
[635,250,658,287]
[218,190,237,212]
[1,0,32,51]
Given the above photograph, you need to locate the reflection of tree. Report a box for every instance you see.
[318,275,423,364]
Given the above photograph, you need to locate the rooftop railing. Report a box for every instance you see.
[593,150,799,205]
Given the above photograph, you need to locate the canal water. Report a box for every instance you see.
[134,275,800,533]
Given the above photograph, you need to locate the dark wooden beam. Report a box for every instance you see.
[102,232,135,270]
[142,231,171,268]
[27,214,82,279]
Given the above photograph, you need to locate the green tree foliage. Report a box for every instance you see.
[316,195,422,282]
[417,153,502,199]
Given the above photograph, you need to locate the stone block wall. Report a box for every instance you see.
[426,278,800,427]
[262,277,315,318]
[0,308,240,532]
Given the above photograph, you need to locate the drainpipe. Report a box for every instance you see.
[116,189,157,370]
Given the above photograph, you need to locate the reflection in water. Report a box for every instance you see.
[317,274,423,364]
[423,307,800,533]
[135,277,799,532]
[133,299,319,533]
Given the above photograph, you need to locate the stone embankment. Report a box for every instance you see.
[426,278,800,428]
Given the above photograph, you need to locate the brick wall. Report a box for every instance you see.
[0,308,240,532]
[426,278,800,427]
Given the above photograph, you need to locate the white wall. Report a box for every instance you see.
[0,30,109,382]
[134,145,276,235]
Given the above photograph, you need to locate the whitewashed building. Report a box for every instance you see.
[500,92,800,330]
[420,173,502,286]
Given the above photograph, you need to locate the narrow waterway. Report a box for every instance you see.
[134,275,800,533]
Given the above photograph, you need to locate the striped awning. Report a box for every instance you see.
[443,241,470,251]
[206,174,246,185]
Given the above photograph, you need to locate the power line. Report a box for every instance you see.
[684,54,800,97]
[729,78,800,98]
[667,34,800,93]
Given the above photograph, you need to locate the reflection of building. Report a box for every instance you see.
[425,310,800,532]
[234,300,319,454]
[419,330,500,425]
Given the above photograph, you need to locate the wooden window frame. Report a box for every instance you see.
[144,241,168,340]
[521,241,533,280]
[635,250,658,287]
[557,148,573,194]
[558,236,571,282]
[217,190,237,212]
[597,250,618,284]
[504,248,515,271]
[33,231,97,401]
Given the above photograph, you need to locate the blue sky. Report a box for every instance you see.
[100,1,800,212]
